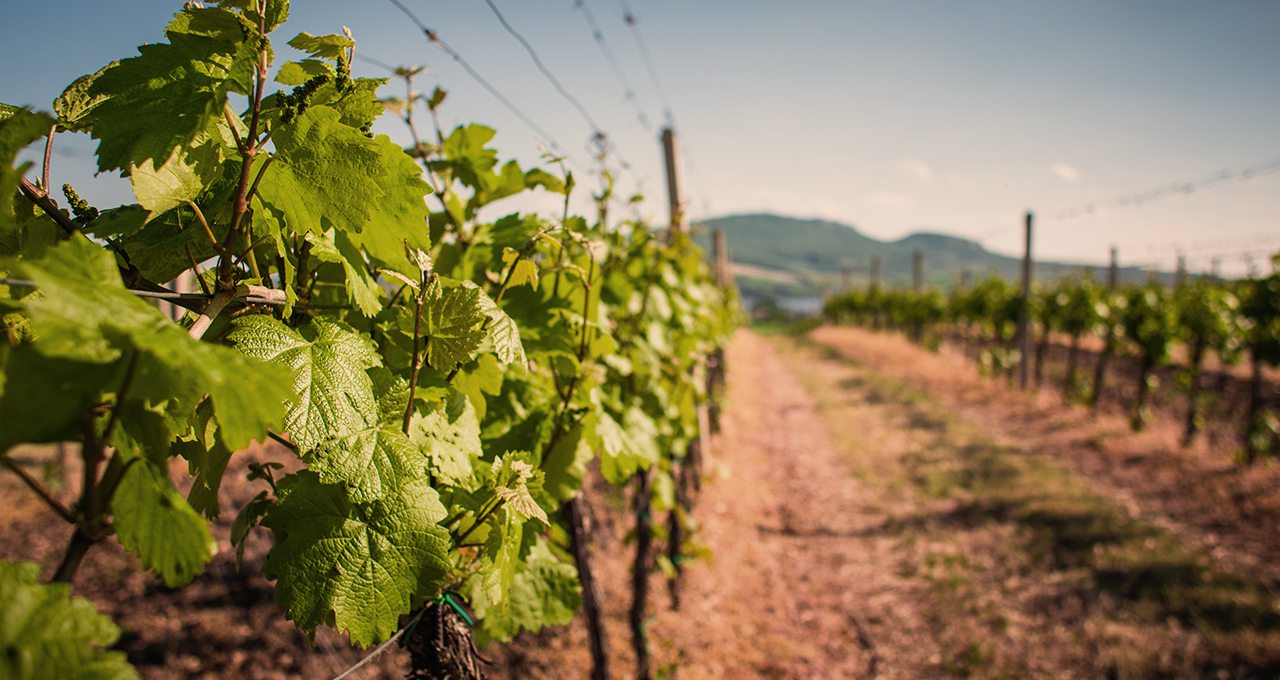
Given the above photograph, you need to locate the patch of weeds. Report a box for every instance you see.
[942,642,992,677]
[921,551,973,599]
[1094,537,1280,634]
[1016,496,1151,568]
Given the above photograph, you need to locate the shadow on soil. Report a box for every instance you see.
[791,331,1280,676]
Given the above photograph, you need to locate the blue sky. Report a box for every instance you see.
[3,1,1278,274]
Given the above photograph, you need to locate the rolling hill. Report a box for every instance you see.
[694,213,1159,300]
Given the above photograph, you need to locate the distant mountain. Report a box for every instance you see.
[693,213,1158,300]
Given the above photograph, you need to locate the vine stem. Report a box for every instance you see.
[186,200,219,251]
[402,274,429,434]
[53,351,139,584]
[0,457,74,523]
[217,4,269,290]
[41,124,55,192]
[189,290,234,340]
[453,496,503,546]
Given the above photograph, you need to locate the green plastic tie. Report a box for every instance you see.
[438,590,475,627]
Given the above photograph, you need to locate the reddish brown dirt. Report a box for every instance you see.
[811,325,1280,592]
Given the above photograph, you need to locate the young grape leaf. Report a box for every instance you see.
[226,315,380,452]
[216,0,290,33]
[309,424,422,502]
[287,32,353,60]
[438,124,498,189]
[112,460,217,587]
[476,288,526,368]
[523,168,566,195]
[407,398,482,487]
[0,560,139,680]
[262,471,451,646]
[275,59,331,86]
[471,540,580,644]
[52,63,115,132]
[421,277,486,369]
[501,247,540,291]
[489,452,548,524]
[451,353,504,421]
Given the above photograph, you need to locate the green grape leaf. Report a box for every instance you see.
[0,107,54,233]
[53,63,115,132]
[490,453,547,524]
[541,418,592,502]
[0,560,139,680]
[112,460,217,587]
[501,247,540,291]
[487,213,547,262]
[322,78,388,131]
[471,507,524,611]
[88,7,256,176]
[262,471,451,646]
[226,315,380,452]
[304,232,382,316]
[230,490,272,568]
[524,168,566,195]
[128,119,226,217]
[341,134,432,274]
[475,287,526,368]
[15,236,289,451]
[472,541,580,643]
[310,424,422,502]
[407,398,482,487]
[287,32,353,60]
[439,124,498,189]
[451,353,504,421]
[216,0,290,33]
[422,277,486,369]
[253,106,385,236]
[593,409,658,485]
[0,344,116,453]
[275,59,331,86]
[369,366,411,424]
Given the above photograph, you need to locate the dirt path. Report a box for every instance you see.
[496,327,1278,678]
[496,328,943,678]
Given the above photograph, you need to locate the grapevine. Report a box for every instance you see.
[0,2,735,678]
[825,265,1280,460]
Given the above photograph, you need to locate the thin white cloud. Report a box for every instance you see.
[1051,162,1081,183]
[897,157,932,180]
[862,190,915,210]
